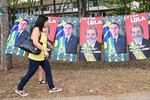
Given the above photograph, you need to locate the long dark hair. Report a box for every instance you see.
[31,15,48,32]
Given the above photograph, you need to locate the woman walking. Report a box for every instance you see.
[15,15,62,96]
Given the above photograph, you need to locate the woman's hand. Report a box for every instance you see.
[44,49,49,60]
[47,42,54,49]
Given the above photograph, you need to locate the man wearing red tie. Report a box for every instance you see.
[129,24,149,59]
[79,26,101,61]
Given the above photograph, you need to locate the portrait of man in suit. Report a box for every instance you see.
[79,26,101,61]
[109,22,126,54]
[129,24,149,59]
[14,19,30,47]
[63,22,78,54]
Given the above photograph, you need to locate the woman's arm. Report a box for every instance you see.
[32,27,46,51]
[47,42,53,49]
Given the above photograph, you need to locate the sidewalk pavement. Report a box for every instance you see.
[39,92,150,100]
[4,92,150,100]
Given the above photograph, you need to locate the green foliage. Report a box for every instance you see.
[132,0,150,13]
[7,0,36,7]
[103,0,150,15]
[7,0,19,6]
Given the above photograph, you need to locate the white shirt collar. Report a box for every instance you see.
[136,40,142,46]
[65,35,71,41]
[113,35,118,41]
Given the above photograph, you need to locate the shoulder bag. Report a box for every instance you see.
[18,36,41,54]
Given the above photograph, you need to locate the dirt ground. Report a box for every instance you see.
[0,55,150,100]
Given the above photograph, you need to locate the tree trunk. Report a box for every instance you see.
[0,0,13,70]
[59,0,64,14]
[53,0,56,15]
[40,0,44,15]
[123,0,128,14]
[62,0,68,16]
[78,0,87,17]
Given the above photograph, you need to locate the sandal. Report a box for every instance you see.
[38,80,46,84]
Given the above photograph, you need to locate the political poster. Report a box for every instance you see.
[125,13,149,60]
[52,17,80,62]
[5,14,37,56]
[79,17,103,61]
[46,17,59,53]
[103,15,127,62]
